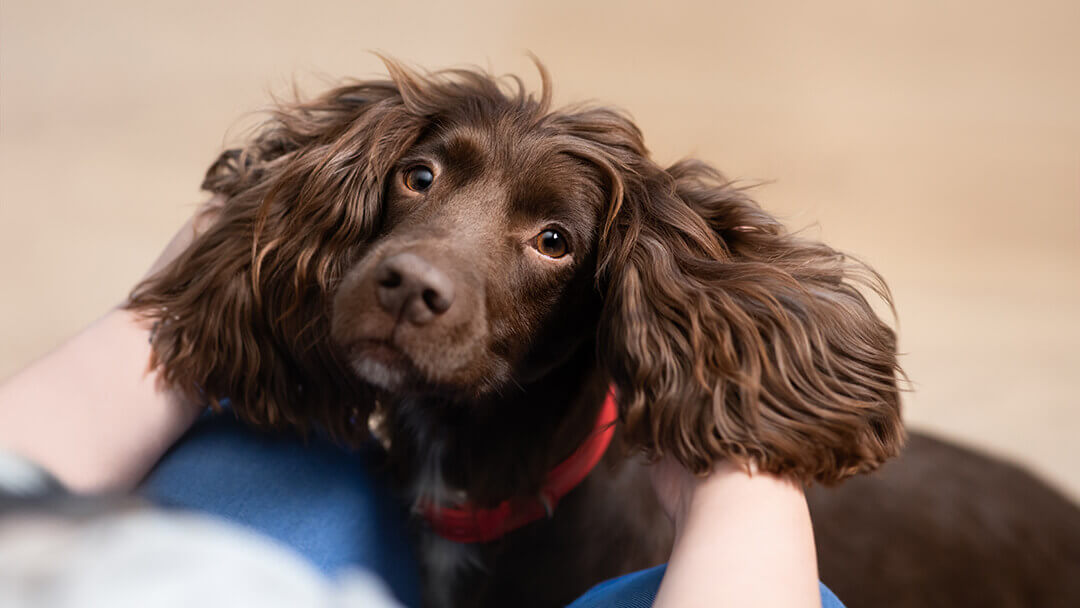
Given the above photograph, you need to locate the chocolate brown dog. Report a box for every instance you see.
[127,60,911,607]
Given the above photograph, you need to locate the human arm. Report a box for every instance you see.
[0,200,222,493]
[650,457,821,608]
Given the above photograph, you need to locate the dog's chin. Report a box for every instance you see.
[344,340,417,392]
[344,339,501,399]
[351,356,410,392]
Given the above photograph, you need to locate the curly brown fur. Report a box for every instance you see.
[126,59,904,606]
[595,154,905,483]
[126,78,420,440]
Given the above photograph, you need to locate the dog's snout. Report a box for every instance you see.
[375,252,456,324]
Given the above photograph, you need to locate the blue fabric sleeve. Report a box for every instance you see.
[139,414,422,607]
[566,564,845,608]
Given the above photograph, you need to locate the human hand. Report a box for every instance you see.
[647,455,747,534]
[142,194,226,281]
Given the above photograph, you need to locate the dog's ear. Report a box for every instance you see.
[126,77,425,442]
[595,152,905,484]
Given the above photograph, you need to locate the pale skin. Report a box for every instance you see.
[0,200,819,606]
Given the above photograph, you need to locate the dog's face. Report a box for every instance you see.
[330,118,605,399]
[129,61,905,485]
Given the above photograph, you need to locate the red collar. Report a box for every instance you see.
[419,387,618,544]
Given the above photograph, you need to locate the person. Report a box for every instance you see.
[0,201,842,607]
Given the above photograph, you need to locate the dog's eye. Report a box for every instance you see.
[403,166,435,192]
[533,229,568,258]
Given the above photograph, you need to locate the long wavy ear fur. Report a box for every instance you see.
[578,110,904,484]
[126,72,428,441]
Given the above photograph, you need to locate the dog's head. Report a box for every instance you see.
[129,60,904,484]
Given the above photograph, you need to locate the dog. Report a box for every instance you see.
[126,59,918,607]
[809,431,1080,608]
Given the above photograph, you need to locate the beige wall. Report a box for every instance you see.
[2,1,1077,497]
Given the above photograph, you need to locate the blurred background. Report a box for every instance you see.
[1,1,1077,498]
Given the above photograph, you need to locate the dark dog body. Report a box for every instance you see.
[122,61,1080,607]
[377,367,672,606]
[810,431,1080,608]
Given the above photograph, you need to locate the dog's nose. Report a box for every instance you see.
[375,252,456,324]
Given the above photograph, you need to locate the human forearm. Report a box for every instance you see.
[0,204,221,494]
[0,307,200,493]
[652,460,820,608]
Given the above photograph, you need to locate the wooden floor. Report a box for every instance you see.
[2,1,1077,498]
